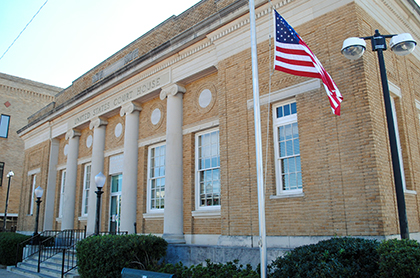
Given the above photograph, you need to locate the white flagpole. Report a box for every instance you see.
[248,0,267,277]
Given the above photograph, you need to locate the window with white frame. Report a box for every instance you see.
[390,96,407,191]
[58,170,66,218]
[196,128,220,209]
[147,144,165,211]
[28,174,36,215]
[0,114,10,138]
[273,101,302,195]
[81,164,91,216]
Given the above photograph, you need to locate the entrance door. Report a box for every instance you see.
[109,174,122,233]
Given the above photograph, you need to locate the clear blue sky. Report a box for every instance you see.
[0,0,419,88]
[0,0,200,88]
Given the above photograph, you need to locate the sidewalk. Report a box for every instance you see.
[0,266,26,278]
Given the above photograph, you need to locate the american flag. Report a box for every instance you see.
[273,10,343,115]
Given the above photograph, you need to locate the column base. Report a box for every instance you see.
[163,233,186,244]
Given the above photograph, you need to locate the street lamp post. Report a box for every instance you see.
[33,186,44,236]
[94,172,106,235]
[3,171,14,232]
[342,30,417,239]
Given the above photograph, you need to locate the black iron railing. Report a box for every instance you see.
[15,230,61,266]
[38,228,87,273]
[16,228,128,277]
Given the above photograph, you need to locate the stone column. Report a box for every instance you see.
[160,84,186,243]
[43,138,59,230]
[61,129,81,230]
[86,117,108,234]
[120,102,142,234]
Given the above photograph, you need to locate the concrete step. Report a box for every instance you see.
[10,251,79,278]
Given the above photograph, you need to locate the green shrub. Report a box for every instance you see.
[76,234,167,278]
[152,259,259,278]
[269,237,380,278]
[0,232,31,266]
[377,239,420,277]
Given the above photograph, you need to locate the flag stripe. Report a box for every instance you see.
[274,65,322,79]
[273,9,343,115]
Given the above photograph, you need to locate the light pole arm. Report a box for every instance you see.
[376,48,409,239]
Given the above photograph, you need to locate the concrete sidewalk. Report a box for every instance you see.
[0,266,26,278]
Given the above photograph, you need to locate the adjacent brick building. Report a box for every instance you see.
[0,73,61,230]
[15,0,420,264]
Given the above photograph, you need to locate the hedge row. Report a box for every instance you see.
[76,234,167,278]
[0,232,31,266]
[270,237,420,278]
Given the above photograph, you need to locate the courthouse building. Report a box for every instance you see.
[0,73,61,230]
[16,0,420,255]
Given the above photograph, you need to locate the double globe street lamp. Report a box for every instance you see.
[342,30,417,239]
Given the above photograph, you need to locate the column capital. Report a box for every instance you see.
[65,129,81,140]
[160,84,186,100]
[120,102,142,117]
[89,117,108,130]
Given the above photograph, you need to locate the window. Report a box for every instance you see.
[390,97,407,190]
[0,115,10,138]
[147,144,165,211]
[58,170,66,218]
[0,162,4,187]
[196,128,220,209]
[81,164,91,216]
[110,174,122,233]
[28,175,37,215]
[273,101,302,195]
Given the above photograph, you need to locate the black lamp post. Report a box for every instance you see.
[33,186,44,236]
[342,30,417,239]
[94,172,106,235]
[3,170,14,231]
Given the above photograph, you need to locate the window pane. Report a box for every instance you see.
[286,140,293,156]
[296,156,301,171]
[285,125,292,140]
[292,123,299,138]
[291,102,297,114]
[293,139,300,155]
[279,126,284,141]
[276,106,283,118]
[284,104,290,116]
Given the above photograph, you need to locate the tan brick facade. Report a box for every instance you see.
[16,0,420,248]
[0,73,61,231]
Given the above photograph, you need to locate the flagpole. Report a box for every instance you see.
[248,0,267,277]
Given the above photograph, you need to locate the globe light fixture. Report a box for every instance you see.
[342,30,417,239]
[389,33,417,56]
[33,186,44,236]
[341,37,366,60]
[94,172,106,235]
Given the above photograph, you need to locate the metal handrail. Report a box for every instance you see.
[16,228,128,277]
[15,230,61,266]
[61,230,128,278]
[37,228,87,272]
